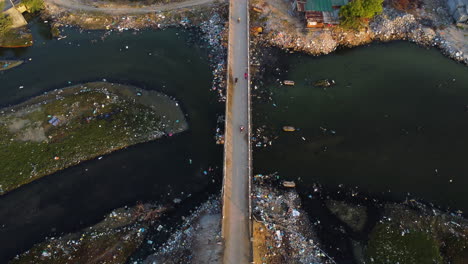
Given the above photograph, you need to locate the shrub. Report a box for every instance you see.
[21,0,45,13]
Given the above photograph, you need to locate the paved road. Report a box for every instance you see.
[45,0,218,14]
[222,0,251,263]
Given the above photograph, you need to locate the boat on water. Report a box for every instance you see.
[0,60,23,71]
[313,79,335,88]
[283,80,295,86]
[282,181,296,188]
[282,126,296,132]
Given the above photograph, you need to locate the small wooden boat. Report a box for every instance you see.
[283,80,295,86]
[0,60,23,71]
[283,181,296,188]
[282,126,295,132]
[314,79,335,88]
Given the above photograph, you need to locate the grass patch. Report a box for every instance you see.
[366,221,443,263]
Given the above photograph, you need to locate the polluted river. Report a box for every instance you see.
[1,17,468,264]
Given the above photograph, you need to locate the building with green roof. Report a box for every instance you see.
[293,0,349,27]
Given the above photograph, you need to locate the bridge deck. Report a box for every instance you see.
[221,0,252,263]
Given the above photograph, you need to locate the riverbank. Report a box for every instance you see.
[41,0,227,30]
[10,202,168,264]
[251,0,467,65]
[0,82,187,194]
[9,196,222,264]
[253,174,468,263]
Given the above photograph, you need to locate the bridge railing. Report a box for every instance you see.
[246,0,253,241]
[220,0,233,239]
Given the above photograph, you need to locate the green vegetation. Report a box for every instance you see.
[366,205,468,263]
[21,0,45,13]
[366,222,443,263]
[339,0,384,30]
[0,82,187,194]
[0,3,13,34]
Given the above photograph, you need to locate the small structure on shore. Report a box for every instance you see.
[291,0,349,28]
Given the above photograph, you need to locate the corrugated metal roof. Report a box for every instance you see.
[331,0,349,6]
[305,0,333,12]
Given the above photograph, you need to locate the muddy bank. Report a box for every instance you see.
[251,0,467,65]
[9,202,168,264]
[0,82,187,194]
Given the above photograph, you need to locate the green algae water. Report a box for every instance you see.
[254,42,468,212]
[0,20,223,262]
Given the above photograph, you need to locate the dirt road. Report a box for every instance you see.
[45,0,219,14]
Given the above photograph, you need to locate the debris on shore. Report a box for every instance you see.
[251,0,467,64]
[252,174,335,264]
[10,202,168,264]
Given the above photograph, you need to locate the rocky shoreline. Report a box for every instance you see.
[251,0,467,65]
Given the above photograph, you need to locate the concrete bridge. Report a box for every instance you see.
[221,0,252,263]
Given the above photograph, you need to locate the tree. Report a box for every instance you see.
[21,0,45,13]
[339,0,384,29]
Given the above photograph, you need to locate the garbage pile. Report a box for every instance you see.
[199,13,228,102]
[252,174,336,264]
[214,115,225,144]
[252,125,278,148]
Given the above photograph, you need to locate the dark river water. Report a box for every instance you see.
[1,17,468,263]
[0,20,223,262]
[254,42,468,213]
